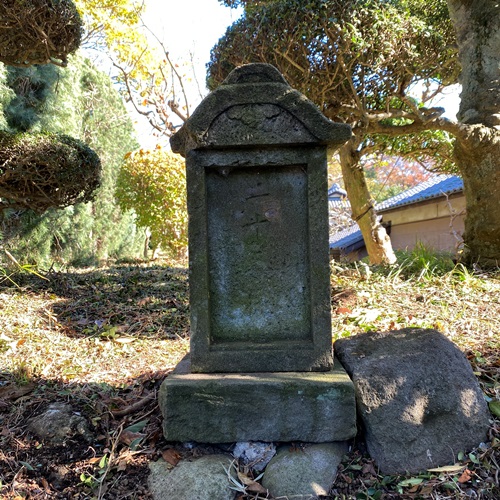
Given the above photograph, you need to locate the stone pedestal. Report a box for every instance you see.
[160,357,356,443]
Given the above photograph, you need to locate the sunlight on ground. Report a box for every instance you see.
[0,262,190,385]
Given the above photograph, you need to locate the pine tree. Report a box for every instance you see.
[0,55,143,267]
[0,65,14,130]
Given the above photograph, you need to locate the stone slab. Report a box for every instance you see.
[186,147,333,373]
[159,357,356,443]
[148,455,235,500]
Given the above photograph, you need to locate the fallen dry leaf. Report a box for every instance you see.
[361,462,377,476]
[119,430,145,446]
[113,337,136,344]
[458,469,473,483]
[117,459,128,472]
[161,448,181,466]
[237,471,254,486]
[428,464,465,473]
[246,481,268,494]
[41,477,50,492]
[0,382,36,401]
[237,471,268,494]
[339,473,352,484]
[419,485,435,495]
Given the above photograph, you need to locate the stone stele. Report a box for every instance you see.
[161,63,355,443]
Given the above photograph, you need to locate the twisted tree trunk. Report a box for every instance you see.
[339,139,396,265]
[446,0,500,267]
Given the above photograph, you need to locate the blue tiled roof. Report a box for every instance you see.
[328,183,347,198]
[376,175,463,212]
[329,175,463,250]
[329,224,364,252]
[328,198,350,209]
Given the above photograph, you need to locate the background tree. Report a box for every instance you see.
[363,156,434,202]
[0,0,82,67]
[0,131,100,212]
[443,0,500,267]
[0,65,14,130]
[74,0,193,139]
[209,0,459,264]
[0,56,144,266]
[116,146,187,259]
[0,0,101,219]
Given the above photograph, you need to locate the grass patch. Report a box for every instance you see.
[0,251,498,499]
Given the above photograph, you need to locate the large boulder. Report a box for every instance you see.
[335,328,491,474]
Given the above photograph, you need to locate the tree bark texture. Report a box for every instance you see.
[339,140,396,265]
[446,0,500,266]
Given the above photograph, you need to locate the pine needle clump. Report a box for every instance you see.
[0,0,82,67]
[0,131,101,212]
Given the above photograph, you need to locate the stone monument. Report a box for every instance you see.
[159,63,357,443]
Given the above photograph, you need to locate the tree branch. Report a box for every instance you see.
[368,116,465,139]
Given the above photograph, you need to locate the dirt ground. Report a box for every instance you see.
[0,259,499,499]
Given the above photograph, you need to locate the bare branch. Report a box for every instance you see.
[273,48,307,73]
[143,25,191,120]
[112,61,173,137]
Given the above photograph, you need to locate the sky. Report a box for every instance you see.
[143,0,242,97]
[135,0,460,145]
[130,0,242,145]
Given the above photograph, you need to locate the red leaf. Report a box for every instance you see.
[161,448,181,466]
[337,307,352,314]
[458,469,473,483]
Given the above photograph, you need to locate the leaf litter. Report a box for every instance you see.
[0,256,498,498]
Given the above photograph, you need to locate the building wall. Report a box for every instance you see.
[382,194,465,254]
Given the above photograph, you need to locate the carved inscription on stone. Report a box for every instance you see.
[206,165,311,344]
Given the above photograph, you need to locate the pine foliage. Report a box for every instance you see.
[0,0,82,67]
[0,55,143,267]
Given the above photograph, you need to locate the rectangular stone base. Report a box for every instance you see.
[159,356,357,443]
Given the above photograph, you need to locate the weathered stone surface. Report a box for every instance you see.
[187,146,334,373]
[170,63,351,374]
[148,455,235,500]
[335,328,491,474]
[27,402,93,445]
[170,63,352,155]
[261,442,347,499]
[232,441,276,472]
[159,357,356,443]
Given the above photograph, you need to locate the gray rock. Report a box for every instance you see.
[232,441,276,472]
[27,402,93,444]
[335,328,491,474]
[148,455,235,500]
[261,442,347,499]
